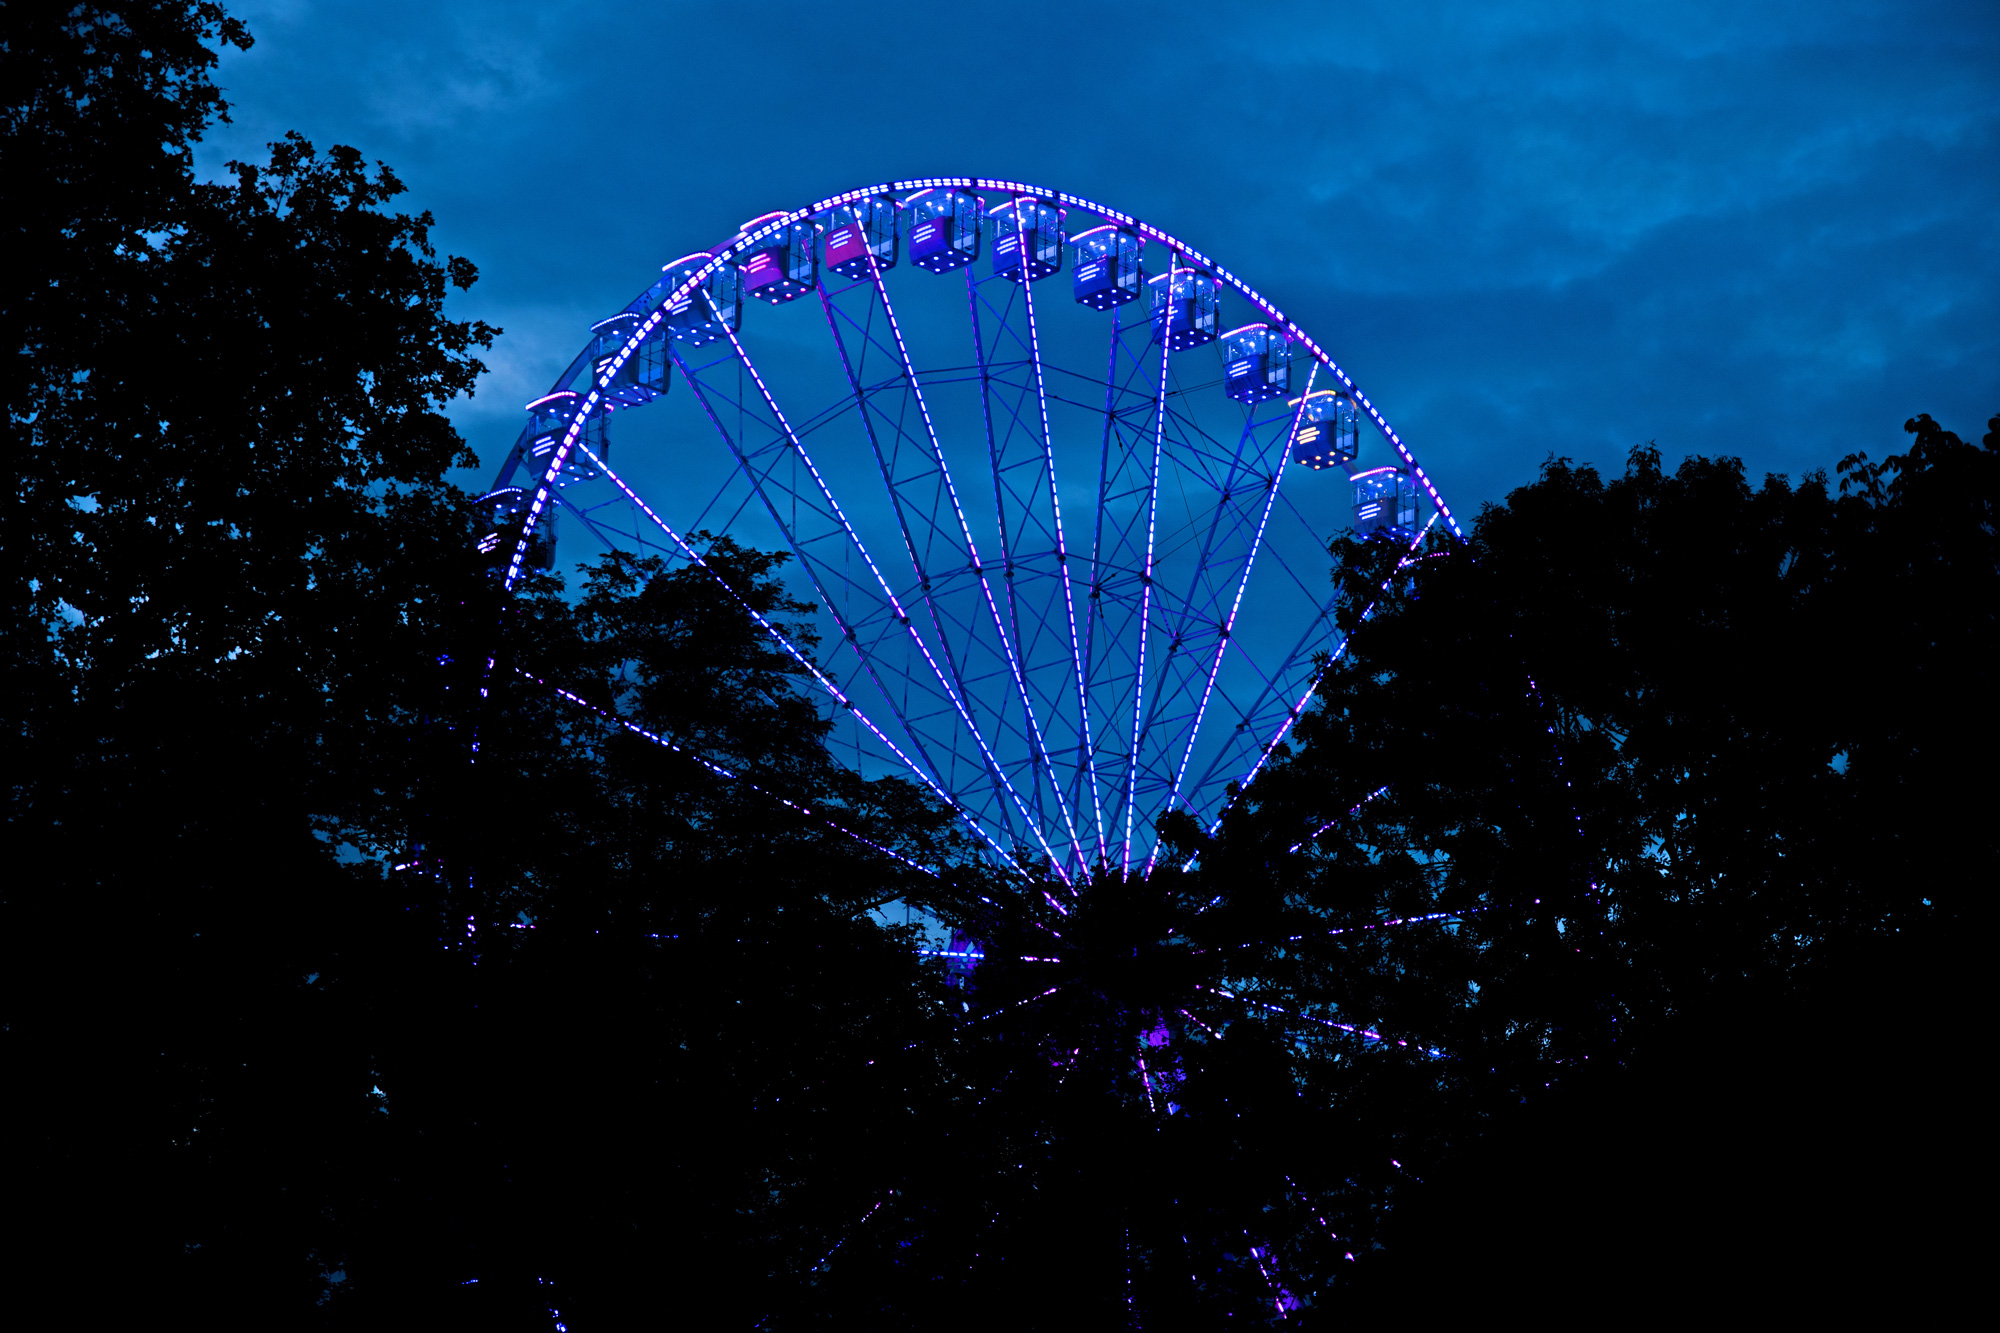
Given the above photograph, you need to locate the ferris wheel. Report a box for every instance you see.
[479,178,1461,885]
[469,178,1496,1321]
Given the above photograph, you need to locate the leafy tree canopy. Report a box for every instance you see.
[5,4,1989,1325]
[1181,416,1993,1317]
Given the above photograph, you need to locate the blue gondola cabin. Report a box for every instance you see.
[905,187,981,274]
[1222,324,1291,403]
[1071,225,1141,309]
[1150,267,1218,351]
[524,392,580,464]
[1351,466,1419,542]
[822,196,897,280]
[737,213,817,305]
[1289,389,1359,469]
[590,314,668,407]
[991,197,1063,283]
[660,252,741,346]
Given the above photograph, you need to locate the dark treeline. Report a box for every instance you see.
[1191,428,1991,1317]
[5,5,1989,1326]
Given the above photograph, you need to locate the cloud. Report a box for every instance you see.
[194,0,1999,505]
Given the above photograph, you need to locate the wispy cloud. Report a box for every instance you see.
[197,0,1999,504]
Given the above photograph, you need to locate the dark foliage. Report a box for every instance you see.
[6,0,492,1317]
[6,5,1989,1326]
[5,13,967,1326]
[1193,420,1994,1319]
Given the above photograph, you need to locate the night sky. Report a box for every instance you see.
[193,0,1999,515]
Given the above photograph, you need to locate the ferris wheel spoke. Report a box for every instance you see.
[1201,906,1489,956]
[966,984,1063,1030]
[1115,309,1174,874]
[1246,1235,1300,1321]
[1182,629,1334,833]
[969,260,1102,872]
[805,1193,896,1280]
[1191,984,1446,1058]
[1176,527,1351,825]
[564,433,1030,876]
[818,281,969,577]
[1193,513,1442,836]
[818,280,1041,853]
[520,661,943,882]
[671,324,1073,884]
[1160,410,1312,788]
[1286,783,1393,853]
[1015,270,1098,868]
[820,257,1086,872]
[1133,372,1322,871]
[1082,305,1172,870]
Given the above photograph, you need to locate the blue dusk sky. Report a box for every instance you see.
[193,0,1999,515]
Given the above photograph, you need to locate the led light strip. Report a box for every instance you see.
[1013,241,1099,873]
[1194,984,1445,1057]
[814,279,1061,870]
[1202,510,1443,849]
[844,243,1085,873]
[1122,312,1175,875]
[1288,781,1394,853]
[563,435,1027,875]
[1145,366,1323,875]
[1202,906,1491,954]
[521,666,939,880]
[711,313,1074,891]
[968,265,1113,871]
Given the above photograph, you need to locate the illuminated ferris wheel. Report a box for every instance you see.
[479,178,1459,884]
[472,178,1482,1320]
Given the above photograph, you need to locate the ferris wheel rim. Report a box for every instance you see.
[491,176,1463,881]
[499,176,1461,591]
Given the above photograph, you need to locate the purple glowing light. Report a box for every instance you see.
[525,665,939,879]
[1146,365,1322,875]
[710,315,1072,884]
[1120,310,1174,875]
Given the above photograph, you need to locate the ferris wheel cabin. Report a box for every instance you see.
[523,389,611,475]
[1352,466,1418,542]
[905,187,981,273]
[1222,324,1293,403]
[737,213,818,305]
[660,253,742,346]
[991,197,1064,283]
[1289,389,1360,469]
[1150,267,1218,351]
[821,196,897,280]
[523,392,581,463]
[1071,225,1142,309]
[590,314,668,408]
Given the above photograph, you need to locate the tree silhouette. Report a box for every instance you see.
[4,9,960,1319]
[5,2,493,1315]
[1209,420,1994,1319]
[6,5,1989,1325]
